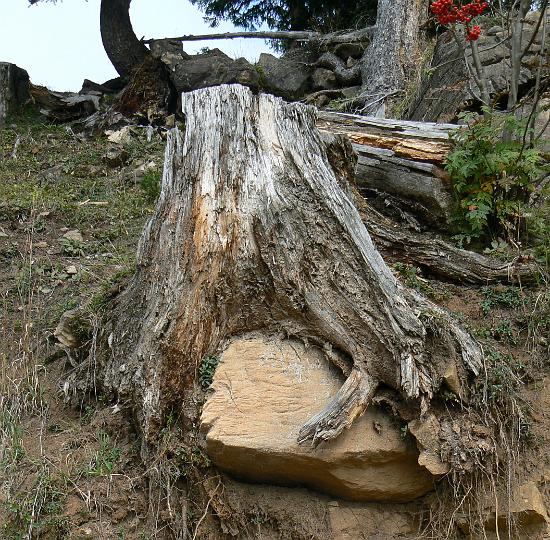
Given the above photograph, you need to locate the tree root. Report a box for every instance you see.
[297,368,378,446]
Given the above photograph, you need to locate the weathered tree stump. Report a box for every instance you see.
[96,84,482,445]
[0,63,30,125]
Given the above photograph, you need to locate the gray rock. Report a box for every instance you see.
[312,68,338,91]
[333,42,368,60]
[486,26,503,36]
[162,48,259,93]
[257,53,313,100]
[102,146,130,168]
[341,85,362,99]
[0,63,30,124]
[409,18,550,122]
[148,39,186,58]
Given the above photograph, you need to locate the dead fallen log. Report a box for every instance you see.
[29,84,100,122]
[317,113,539,284]
[361,204,540,285]
[142,27,375,46]
[317,110,458,227]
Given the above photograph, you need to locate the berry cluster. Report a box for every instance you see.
[431,0,489,41]
[466,25,482,41]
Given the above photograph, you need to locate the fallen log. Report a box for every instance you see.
[361,204,540,285]
[318,113,539,284]
[316,111,458,227]
[142,27,375,46]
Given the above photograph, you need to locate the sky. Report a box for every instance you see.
[0,0,273,91]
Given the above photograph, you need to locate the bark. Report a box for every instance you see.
[0,63,30,124]
[95,85,481,447]
[100,0,149,77]
[359,0,430,116]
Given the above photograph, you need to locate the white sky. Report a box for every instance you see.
[1,0,273,91]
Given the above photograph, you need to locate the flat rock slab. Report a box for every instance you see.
[200,337,434,502]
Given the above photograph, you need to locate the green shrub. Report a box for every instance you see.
[140,170,161,203]
[445,111,544,244]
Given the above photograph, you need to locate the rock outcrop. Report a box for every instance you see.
[156,47,260,93]
[409,11,550,122]
[201,337,434,503]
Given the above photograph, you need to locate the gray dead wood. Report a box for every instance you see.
[95,85,481,448]
[317,110,539,284]
[142,27,375,46]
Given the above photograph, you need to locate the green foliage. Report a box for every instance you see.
[59,237,85,257]
[189,0,376,34]
[198,355,220,389]
[85,431,121,477]
[445,111,544,244]
[2,468,68,540]
[481,349,525,403]
[139,170,162,203]
[481,285,522,315]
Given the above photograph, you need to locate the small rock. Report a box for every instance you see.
[65,265,78,275]
[106,126,132,145]
[341,86,362,99]
[102,146,130,168]
[313,94,331,108]
[409,414,450,476]
[165,114,176,128]
[442,359,462,398]
[62,229,83,242]
[35,241,48,248]
[312,68,338,91]
[457,481,549,535]
[333,42,367,60]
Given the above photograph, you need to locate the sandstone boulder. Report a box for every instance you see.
[200,337,434,502]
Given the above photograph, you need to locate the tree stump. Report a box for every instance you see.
[0,63,30,125]
[95,84,482,445]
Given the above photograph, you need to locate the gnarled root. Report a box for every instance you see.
[298,367,378,446]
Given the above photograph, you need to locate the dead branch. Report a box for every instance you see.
[142,27,375,46]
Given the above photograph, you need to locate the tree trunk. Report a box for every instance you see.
[360,0,429,116]
[100,0,149,77]
[92,85,481,446]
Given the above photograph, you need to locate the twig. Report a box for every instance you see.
[10,135,20,159]
[191,478,221,540]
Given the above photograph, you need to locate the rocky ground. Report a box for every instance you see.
[0,109,549,539]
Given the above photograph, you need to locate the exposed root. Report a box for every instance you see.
[297,367,378,446]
